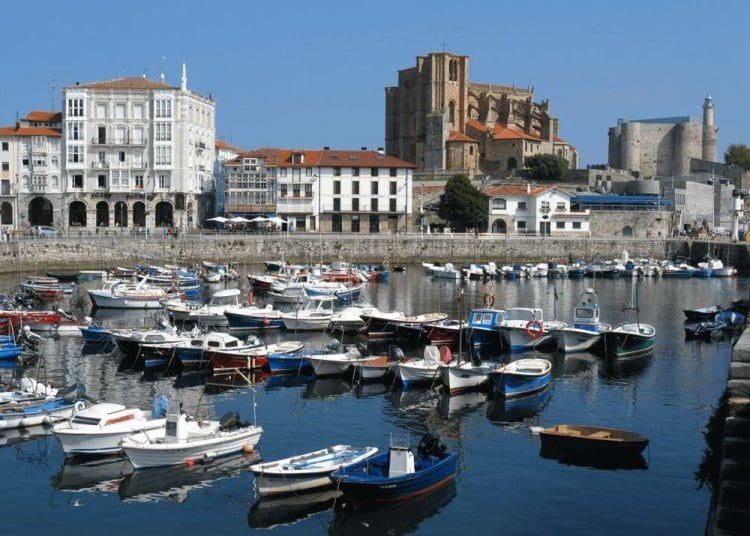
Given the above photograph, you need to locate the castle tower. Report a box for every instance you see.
[702,94,717,162]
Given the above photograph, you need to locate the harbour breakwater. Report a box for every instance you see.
[0,233,746,274]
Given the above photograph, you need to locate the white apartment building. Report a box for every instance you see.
[221,148,415,233]
[484,184,590,235]
[59,65,215,230]
[1,111,63,231]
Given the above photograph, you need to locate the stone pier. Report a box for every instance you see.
[707,329,750,534]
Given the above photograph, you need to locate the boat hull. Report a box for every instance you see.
[551,327,603,353]
[55,420,166,456]
[601,326,655,358]
[439,363,490,394]
[331,451,457,503]
[123,426,263,469]
[489,369,551,398]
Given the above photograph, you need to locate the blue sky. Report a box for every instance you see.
[2,0,748,167]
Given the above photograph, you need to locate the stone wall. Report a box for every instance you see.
[589,211,672,238]
[1,234,747,273]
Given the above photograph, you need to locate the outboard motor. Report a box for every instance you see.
[417,433,447,458]
[219,411,241,431]
[389,346,405,361]
[326,339,341,352]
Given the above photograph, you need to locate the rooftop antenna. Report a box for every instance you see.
[50,78,56,111]
[441,42,447,52]
[160,56,167,82]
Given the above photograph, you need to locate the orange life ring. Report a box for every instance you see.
[525,320,544,338]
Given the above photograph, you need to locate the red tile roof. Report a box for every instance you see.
[447,131,477,143]
[228,148,416,169]
[466,120,542,141]
[482,184,551,196]
[215,139,240,152]
[75,77,175,91]
[0,125,61,137]
[25,110,62,122]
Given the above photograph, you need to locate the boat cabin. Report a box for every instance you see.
[573,288,601,331]
[468,308,506,330]
[504,307,544,322]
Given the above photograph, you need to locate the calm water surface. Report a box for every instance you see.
[0,267,743,535]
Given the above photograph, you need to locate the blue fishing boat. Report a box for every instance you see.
[0,383,87,429]
[488,358,552,398]
[267,349,313,373]
[466,308,505,353]
[330,433,457,503]
[0,335,23,360]
[79,324,111,343]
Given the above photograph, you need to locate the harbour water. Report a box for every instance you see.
[0,267,743,535]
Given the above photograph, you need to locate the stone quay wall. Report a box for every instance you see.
[0,233,747,273]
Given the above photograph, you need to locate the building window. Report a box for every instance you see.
[352,181,359,195]
[67,98,84,117]
[155,122,172,141]
[371,199,378,212]
[158,174,170,189]
[98,174,107,189]
[305,167,312,176]
[304,184,312,197]
[1,162,8,171]
[572,221,582,230]
[389,168,397,178]
[333,181,341,195]
[22,156,29,167]
[556,202,566,211]
[72,174,84,188]
[280,184,287,197]
[390,181,397,195]
[67,146,82,163]
[119,151,126,162]
[352,198,359,211]
[334,168,341,177]
[369,214,379,232]
[333,198,341,211]
[371,181,378,195]
[132,104,143,120]
[67,122,83,141]
[556,221,565,229]
[1,180,9,195]
[352,167,359,177]
[469,146,474,155]
[155,99,172,118]
[517,201,527,210]
[370,167,378,177]
[332,214,342,233]
[351,215,360,233]
[517,220,526,230]
[448,101,455,124]
[155,146,171,165]
[135,174,144,189]
[114,103,126,119]
[389,198,397,212]
[1,142,8,151]
[449,59,458,81]
[492,198,506,210]
[292,183,300,197]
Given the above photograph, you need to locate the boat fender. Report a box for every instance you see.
[263,316,271,327]
[74,400,85,413]
[439,345,452,364]
[525,320,544,338]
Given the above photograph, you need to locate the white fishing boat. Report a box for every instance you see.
[186,288,243,327]
[328,305,379,334]
[439,360,494,394]
[305,343,378,377]
[121,411,263,469]
[281,296,336,331]
[431,262,462,280]
[352,347,403,381]
[397,345,450,386]
[499,308,562,353]
[250,445,378,497]
[549,288,611,353]
[54,400,168,456]
[88,278,176,309]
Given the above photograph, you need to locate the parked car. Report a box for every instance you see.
[30,225,61,238]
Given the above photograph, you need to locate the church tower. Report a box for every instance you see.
[702,94,717,162]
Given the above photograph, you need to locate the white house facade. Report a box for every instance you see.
[484,184,590,235]
[1,111,63,231]
[57,65,215,231]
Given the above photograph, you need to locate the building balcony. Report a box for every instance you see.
[29,184,47,193]
[224,203,277,213]
[91,161,110,169]
[91,138,145,146]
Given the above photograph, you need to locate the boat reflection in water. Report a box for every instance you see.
[353,380,389,399]
[539,445,648,470]
[486,386,552,424]
[600,351,654,382]
[118,451,260,503]
[264,373,314,392]
[437,389,487,418]
[0,424,54,448]
[329,480,456,535]
[248,489,342,529]
[301,377,351,400]
[203,370,270,395]
[52,455,133,494]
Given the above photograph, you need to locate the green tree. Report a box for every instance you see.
[725,144,750,170]
[437,174,488,232]
[526,154,569,180]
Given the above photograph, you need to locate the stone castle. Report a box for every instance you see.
[607,95,718,178]
[384,52,579,176]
